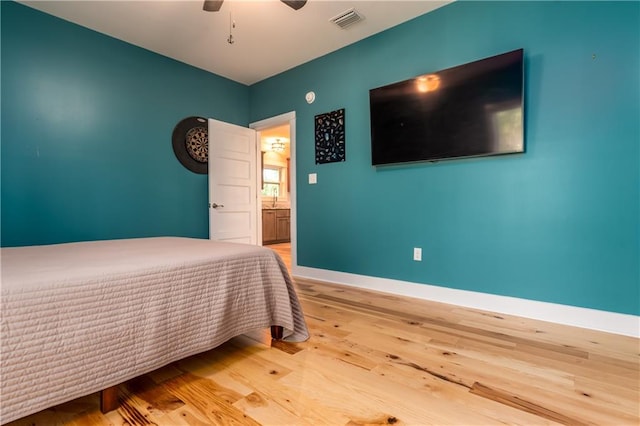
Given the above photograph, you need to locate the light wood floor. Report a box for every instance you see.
[7,243,639,425]
[266,242,291,271]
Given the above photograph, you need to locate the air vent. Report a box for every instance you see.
[330,8,364,29]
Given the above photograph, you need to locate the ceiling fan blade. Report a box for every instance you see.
[203,0,223,12]
[281,0,307,11]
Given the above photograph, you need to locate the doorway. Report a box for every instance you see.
[250,112,296,271]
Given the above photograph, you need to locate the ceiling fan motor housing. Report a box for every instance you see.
[281,1,307,11]
[203,0,307,12]
[202,0,223,12]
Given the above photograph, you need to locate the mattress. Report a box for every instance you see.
[0,237,308,424]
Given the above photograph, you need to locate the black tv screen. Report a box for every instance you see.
[369,49,524,166]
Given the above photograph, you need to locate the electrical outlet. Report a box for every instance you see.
[413,247,422,262]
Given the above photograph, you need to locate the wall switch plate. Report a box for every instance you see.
[413,247,422,261]
[309,173,317,184]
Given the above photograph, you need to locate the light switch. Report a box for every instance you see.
[309,173,317,184]
[413,247,422,261]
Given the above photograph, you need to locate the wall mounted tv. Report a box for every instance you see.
[369,49,524,166]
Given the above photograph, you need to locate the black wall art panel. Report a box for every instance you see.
[315,108,345,164]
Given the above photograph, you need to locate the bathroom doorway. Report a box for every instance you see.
[250,112,296,272]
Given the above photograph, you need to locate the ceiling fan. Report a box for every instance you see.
[203,1,307,12]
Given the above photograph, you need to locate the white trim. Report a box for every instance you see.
[292,266,640,338]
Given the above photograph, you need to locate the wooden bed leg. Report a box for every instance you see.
[270,325,284,340]
[100,385,119,414]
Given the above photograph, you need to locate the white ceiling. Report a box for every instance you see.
[20,0,450,85]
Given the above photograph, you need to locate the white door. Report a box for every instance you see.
[208,119,257,244]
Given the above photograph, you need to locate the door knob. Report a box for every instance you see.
[210,203,224,208]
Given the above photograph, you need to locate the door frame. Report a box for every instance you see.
[250,111,297,269]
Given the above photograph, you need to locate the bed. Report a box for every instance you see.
[0,237,309,424]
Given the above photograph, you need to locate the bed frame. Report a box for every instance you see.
[99,325,285,413]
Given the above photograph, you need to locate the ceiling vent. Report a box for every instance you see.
[330,8,364,29]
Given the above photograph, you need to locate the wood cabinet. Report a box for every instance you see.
[262,210,277,243]
[262,209,290,244]
[276,209,290,242]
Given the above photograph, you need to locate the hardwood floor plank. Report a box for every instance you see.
[270,339,305,355]
[161,372,259,425]
[115,394,159,426]
[232,391,303,425]
[368,362,556,426]
[6,260,639,425]
[470,382,587,425]
[573,376,640,416]
[286,351,521,425]
[125,375,186,414]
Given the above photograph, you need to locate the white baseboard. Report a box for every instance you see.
[292,266,639,338]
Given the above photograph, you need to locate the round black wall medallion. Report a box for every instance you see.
[172,116,208,174]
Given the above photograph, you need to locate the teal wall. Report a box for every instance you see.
[2,1,638,316]
[250,1,640,315]
[1,1,249,246]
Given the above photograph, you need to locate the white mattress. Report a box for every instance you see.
[0,237,308,424]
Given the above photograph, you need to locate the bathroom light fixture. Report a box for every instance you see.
[271,138,286,153]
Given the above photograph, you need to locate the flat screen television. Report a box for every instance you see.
[369,49,524,166]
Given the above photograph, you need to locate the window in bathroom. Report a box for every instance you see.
[262,167,280,197]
